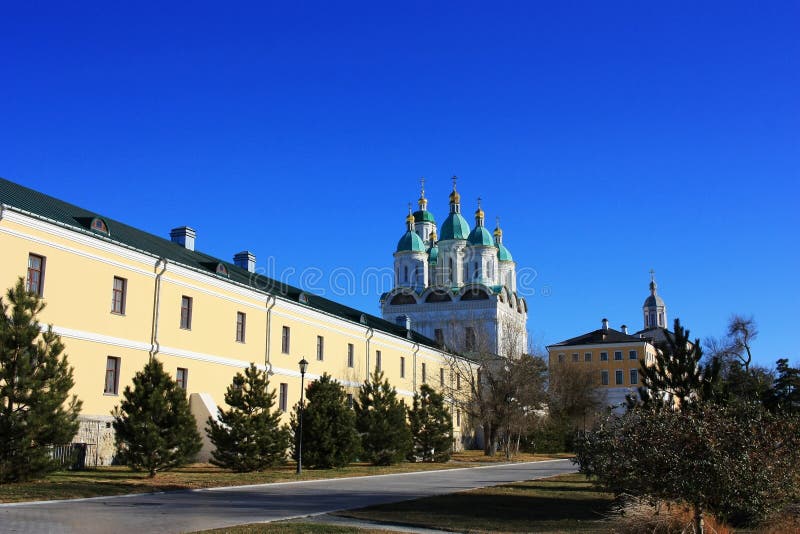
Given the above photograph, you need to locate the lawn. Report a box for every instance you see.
[0,450,570,503]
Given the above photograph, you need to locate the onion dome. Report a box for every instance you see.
[396,205,426,252]
[494,218,513,261]
[440,177,470,240]
[643,271,665,308]
[413,178,436,223]
[427,230,439,263]
[467,198,495,246]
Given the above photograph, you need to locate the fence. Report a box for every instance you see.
[50,443,98,470]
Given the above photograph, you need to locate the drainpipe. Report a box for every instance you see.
[149,257,168,360]
[264,294,276,375]
[365,327,374,381]
[412,342,420,393]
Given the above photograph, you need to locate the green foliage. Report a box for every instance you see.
[112,359,201,477]
[408,384,452,462]
[0,278,82,483]
[575,403,800,527]
[355,370,412,465]
[631,318,718,411]
[765,358,800,414]
[290,373,360,469]
[523,417,576,454]
[207,363,291,472]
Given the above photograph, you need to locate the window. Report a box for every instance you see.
[584,352,592,362]
[440,367,445,387]
[376,350,382,372]
[456,374,461,390]
[26,254,45,296]
[465,327,476,351]
[236,312,246,343]
[316,335,324,361]
[456,409,461,426]
[104,356,121,394]
[346,393,354,409]
[434,328,444,346]
[629,350,638,360]
[347,343,354,368]
[91,217,109,234]
[180,296,193,329]
[615,370,624,385]
[403,265,408,283]
[600,351,608,361]
[601,370,609,386]
[421,362,427,383]
[111,276,127,314]
[400,356,406,378]
[572,352,579,362]
[614,351,623,361]
[448,258,454,281]
[176,367,188,390]
[630,369,639,385]
[281,326,290,354]
[279,383,288,412]
[558,353,565,363]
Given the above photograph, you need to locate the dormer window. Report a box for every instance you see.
[215,263,229,277]
[299,292,309,304]
[91,217,109,235]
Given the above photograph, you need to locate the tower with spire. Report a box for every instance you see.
[381,178,528,357]
[642,269,667,329]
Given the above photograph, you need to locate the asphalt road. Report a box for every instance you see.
[0,459,575,534]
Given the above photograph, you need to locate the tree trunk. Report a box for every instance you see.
[693,504,704,534]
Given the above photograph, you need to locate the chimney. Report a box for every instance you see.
[621,324,628,334]
[396,314,412,331]
[170,226,196,251]
[601,318,609,331]
[234,251,256,273]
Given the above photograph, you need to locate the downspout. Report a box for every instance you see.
[264,294,276,374]
[149,257,168,360]
[365,327,374,380]
[412,342,420,393]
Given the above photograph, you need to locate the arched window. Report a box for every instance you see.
[449,258,454,282]
[474,261,478,279]
[403,265,408,283]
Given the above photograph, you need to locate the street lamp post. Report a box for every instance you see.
[296,358,308,475]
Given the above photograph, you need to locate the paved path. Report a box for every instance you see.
[0,459,575,534]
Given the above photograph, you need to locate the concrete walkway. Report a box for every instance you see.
[0,459,575,534]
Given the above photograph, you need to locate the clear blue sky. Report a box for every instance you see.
[2,2,797,368]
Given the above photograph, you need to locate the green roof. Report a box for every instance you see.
[427,243,439,263]
[497,242,513,261]
[467,226,495,247]
[440,212,470,240]
[396,230,425,252]
[0,176,442,351]
[413,210,435,223]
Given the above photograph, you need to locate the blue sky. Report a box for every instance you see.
[2,2,797,368]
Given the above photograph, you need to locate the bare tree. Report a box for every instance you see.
[548,360,606,432]
[705,314,758,373]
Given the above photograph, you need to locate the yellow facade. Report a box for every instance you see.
[0,198,471,464]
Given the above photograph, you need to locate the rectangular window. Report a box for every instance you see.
[376,350,382,372]
[434,328,444,346]
[629,350,638,360]
[630,369,639,385]
[400,356,406,378]
[346,393,354,409]
[104,356,121,395]
[584,352,592,362]
[440,367,445,387]
[281,326,290,354]
[456,409,461,426]
[615,370,624,385]
[111,276,127,314]
[347,343,354,368]
[279,383,288,412]
[316,335,324,361]
[600,351,608,361]
[456,374,461,390]
[176,367,188,390]
[421,363,427,383]
[26,254,45,296]
[572,352,579,362]
[236,312,246,343]
[601,370,609,386]
[180,296,193,329]
[465,327,476,351]
[558,353,565,363]
[614,351,623,361]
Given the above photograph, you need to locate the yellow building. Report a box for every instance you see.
[0,177,472,464]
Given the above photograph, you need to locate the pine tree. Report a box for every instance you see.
[290,373,360,469]
[112,359,201,477]
[765,358,800,414]
[0,278,82,483]
[207,363,290,471]
[409,384,452,462]
[355,369,412,465]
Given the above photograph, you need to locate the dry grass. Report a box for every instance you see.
[607,497,733,534]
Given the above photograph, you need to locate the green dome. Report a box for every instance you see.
[396,230,425,252]
[440,212,470,240]
[427,243,439,263]
[468,226,495,247]
[413,210,436,223]
[497,242,513,262]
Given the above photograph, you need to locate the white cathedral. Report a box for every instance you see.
[380,179,528,357]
